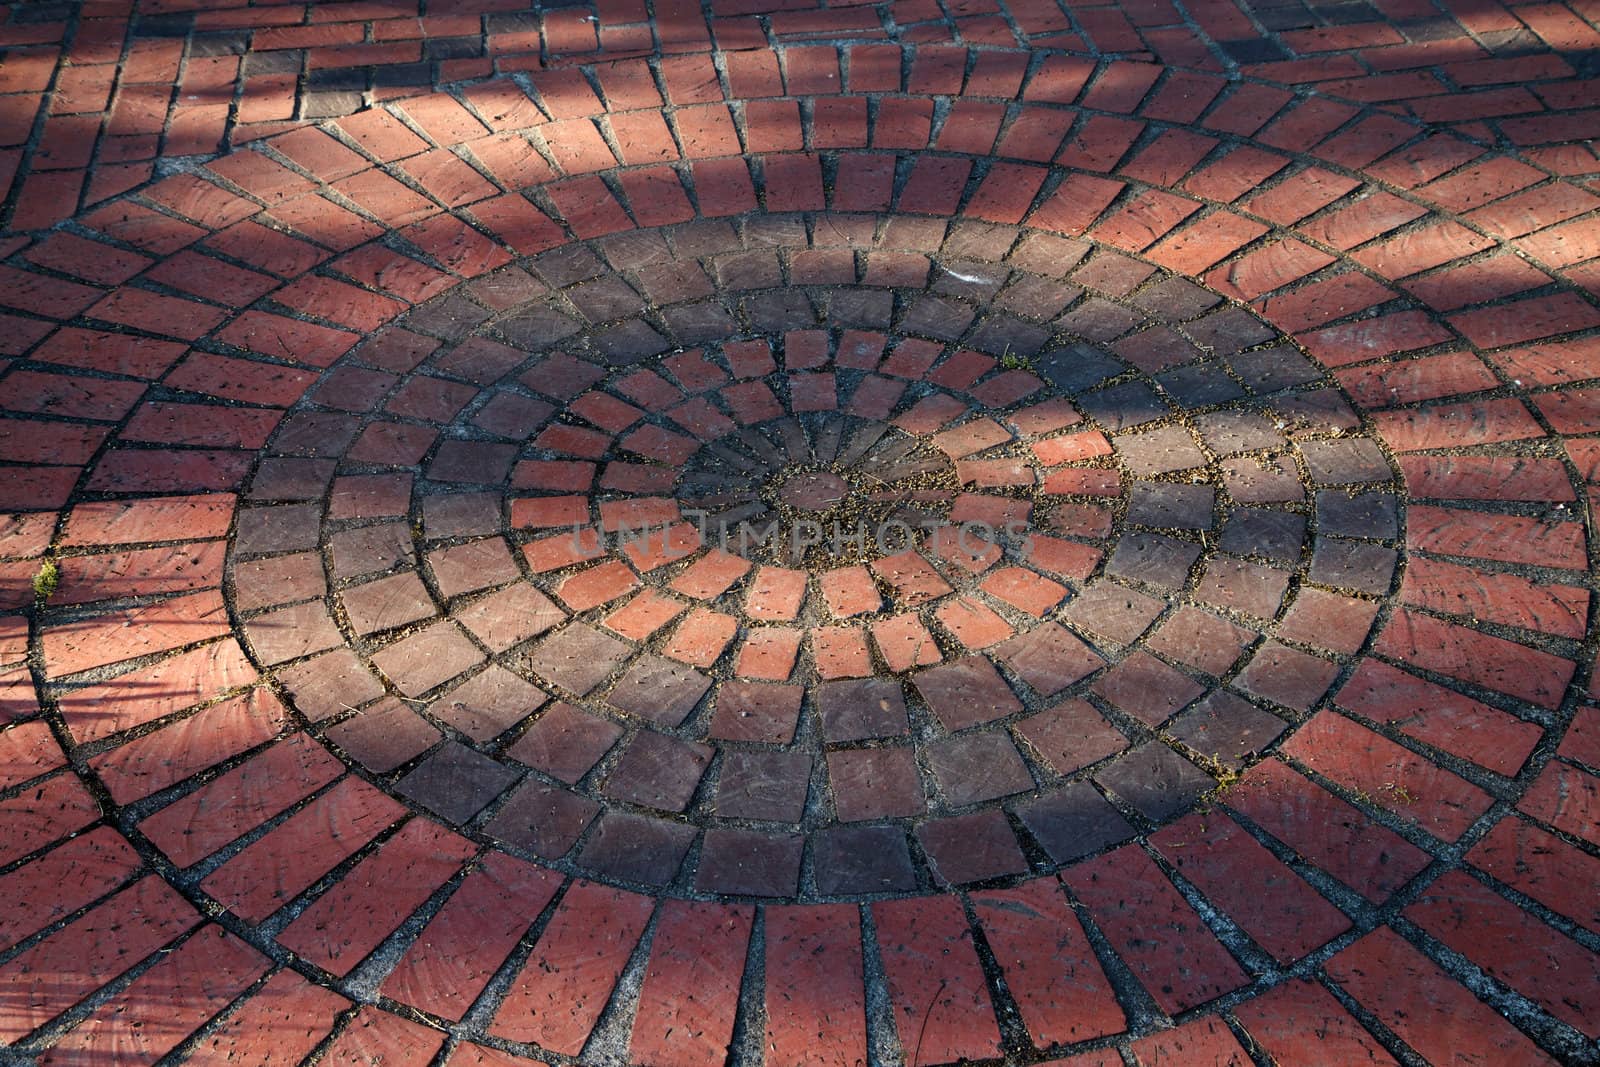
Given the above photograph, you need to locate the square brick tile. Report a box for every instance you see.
[1145,606,1254,676]
[916,810,1027,885]
[708,681,804,744]
[1166,691,1288,771]
[817,678,909,742]
[694,829,804,896]
[523,623,633,696]
[715,749,811,822]
[427,538,521,598]
[371,622,485,697]
[325,697,441,773]
[604,731,711,813]
[483,780,599,860]
[1091,651,1205,727]
[576,811,695,886]
[926,731,1034,805]
[429,665,546,743]
[827,747,925,821]
[245,600,343,667]
[813,825,918,894]
[504,702,623,784]
[1095,744,1214,823]
[913,656,1021,731]
[341,572,436,636]
[606,654,712,728]
[1104,532,1202,591]
[398,742,520,825]
[991,624,1105,698]
[454,584,566,653]
[1014,781,1134,863]
[276,648,385,722]
[1014,698,1129,776]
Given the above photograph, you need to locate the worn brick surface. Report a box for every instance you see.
[2,3,1597,1060]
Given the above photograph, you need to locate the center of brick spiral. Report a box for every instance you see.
[223,217,1407,902]
[774,470,850,512]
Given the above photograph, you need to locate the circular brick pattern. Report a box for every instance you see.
[2,8,1597,1054]
[220,222,1405,900]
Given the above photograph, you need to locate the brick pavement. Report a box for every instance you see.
[0,0,1597,1063]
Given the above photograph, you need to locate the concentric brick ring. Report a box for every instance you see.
[6,70,1596,1065]
[215,221,1411,900]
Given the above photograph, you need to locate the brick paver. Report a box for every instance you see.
[0,0,1596,1061]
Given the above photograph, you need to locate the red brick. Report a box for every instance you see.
[1470,816,1600,933]
[0,718,62,791]
[1408,508,1580,575]
[1205,239,1334,302]
[1027,173,1125,236]
[1402,556,1587,639]
[1253,272,1395,332]
[819,565,881,617]
[971,880,1124,1047]
[270,127,369,182]
[90,687,287,804]
[279,818,474,975]
[967,162,1048,224]
[765,904,867,1067]
[5,368,146,421]
[1517,758,1600,847]
[1335,349,1499,405]
[1375,608,1575,710]
[1560,706,1600,769]
[547,174,635,237]
[870,613,941,673]
[318,1007,444,1066]
[1407,869,1599,1036]
[382,852,559,1020]
[492,881,654,1053]
[1299,308,1465,371]
[1291,710,1496,839]
[1064,845,1248,1013]
[1276,588,1380,655]
[981,566,1068,617]
[0,826,140,951]
[812,625,873,679]
[1122,128,1219,189]
[1234,978,1398,1066]
[0,876,197,1044]
[873,896,1003,1064]
[1328,926,1555,1065]
[746,566,807,621]
[727,625,797,680]
[29,326,186,379]
[39,924,268,1066]
[57,639,254,745]
[1147,211,1269,275]
[41,589,229,678]
[201,777,406,921]
[1129,1017,1252,1066]
[1225,759,1431,903]
[337,108,430,163]
[1152,812,1351,961]
[138,733,340,869]
[25,232,151,285]
[396,94,488,145]
[53,539,228,606]
[1089,188,1202,252]
[628,901,753,1067]
[1451,291,1600,348]
[187,970,348,1066]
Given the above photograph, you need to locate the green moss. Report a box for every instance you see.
[32,558,59,602]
